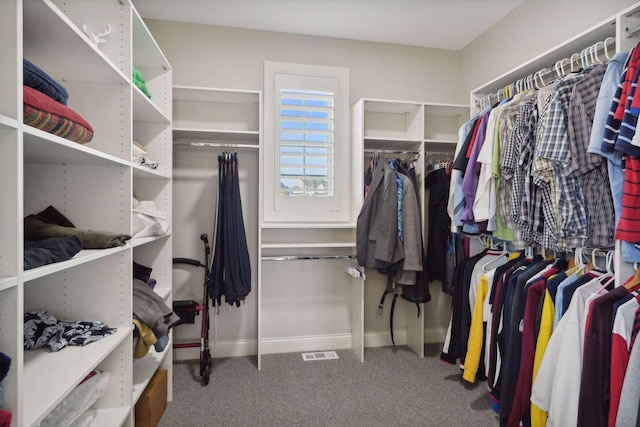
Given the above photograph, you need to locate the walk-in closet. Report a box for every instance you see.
[3,0,640,426]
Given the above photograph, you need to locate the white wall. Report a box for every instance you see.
[460,0,637,93]
[145,20,468,105]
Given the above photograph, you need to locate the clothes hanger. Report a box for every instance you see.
[604,37,615,60]
[593,41,604,64]
[570,53,581,72]
[625,262,640,290]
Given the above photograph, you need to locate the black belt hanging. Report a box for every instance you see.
[378,277,400,346]
[377,276,421,347]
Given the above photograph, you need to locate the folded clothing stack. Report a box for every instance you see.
[23,59,94,144]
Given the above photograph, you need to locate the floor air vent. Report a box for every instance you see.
[302,351,339,361]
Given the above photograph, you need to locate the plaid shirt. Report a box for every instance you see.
[510,95,537,246]
[533,85,560,249]
[538,71,593,250]
[568,64,615,248]
[499,100,527,247]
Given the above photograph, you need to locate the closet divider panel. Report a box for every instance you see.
[0,286,19,426]
[0,127,20,279]
[0,0,19,120]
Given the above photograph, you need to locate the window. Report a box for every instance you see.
[264,62,350,223]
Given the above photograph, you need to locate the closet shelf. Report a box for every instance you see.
[23,327,132,427]
[363,137,423,150]
[131,234,171,248]
[0,277,17,293]
[0,115,18,129]
[261,242,356,249]
[22,246,130,283]
[133,88,171,124]
[132,336,173,403]
[23,1,128,85]
[132,8,171,70]
[154,286,171,300]
[92,407,131,427]
[132,163,171,179]
[260,222,356,229]
[173,128,260,143]
[23,128,130,167]
[173,85,260,104]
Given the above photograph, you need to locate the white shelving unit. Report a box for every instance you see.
[1,1,173,426]
[352,98,468,358]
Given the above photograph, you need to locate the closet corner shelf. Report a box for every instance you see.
[23,327,132,427]
[133,88,171,125]
[22,246,130,283]
[132,336,172,403]
[131,234,171,248]
[23,127,130,168]
[132,163,171,179]
[0,277,17,293]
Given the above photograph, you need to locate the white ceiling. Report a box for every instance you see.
[132,0,525,51]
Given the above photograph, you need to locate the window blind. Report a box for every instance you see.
[279,89,334,197]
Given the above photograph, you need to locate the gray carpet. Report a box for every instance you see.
[159,343,499,426]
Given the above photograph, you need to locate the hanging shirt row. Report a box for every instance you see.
[448,40,640,263]
[442,242,640,427]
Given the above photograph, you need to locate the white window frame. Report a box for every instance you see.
[263,61,350,223]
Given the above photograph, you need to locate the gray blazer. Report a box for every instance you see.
[356,161,404,269]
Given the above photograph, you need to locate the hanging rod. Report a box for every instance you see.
[364,149,419,155]
[261,255,356,261]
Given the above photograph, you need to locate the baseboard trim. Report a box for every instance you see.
[172,328,447,361]
[260,333,354,355]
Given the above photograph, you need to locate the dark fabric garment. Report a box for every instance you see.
[24,205,131,248]
[133,278,181,337]
[545,271,567,303]
[453,118,479,172]
[489,258,534,403]
[23,58,69,105]
[508,270,559,427]
[24,310,117,352]
[577,286,630,427]
[561,273,597,315]
[499,259,551,427]
[631,305,640,351]
[24,236,82,270]
[425,167,452,288]
[487,256,529,395]
[440,249,488,364]
[401,166,431,304]
[133,261,153,283]
[209,153,252,307]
